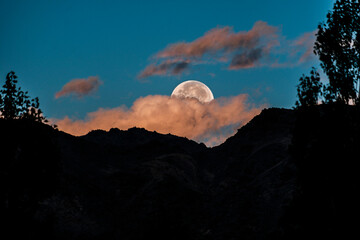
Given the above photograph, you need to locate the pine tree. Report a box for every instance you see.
[0,71,21,119]
[0,71,47,123]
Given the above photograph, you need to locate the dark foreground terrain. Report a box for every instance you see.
[1,105,360,239]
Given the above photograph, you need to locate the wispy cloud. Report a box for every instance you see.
[55,76,103,99]
[53,94,263,146]
[138,21,317,78]
[292,30,317,63]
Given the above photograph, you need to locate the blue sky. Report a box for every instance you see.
[0,0,336,144]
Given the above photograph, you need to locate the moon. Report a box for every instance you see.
[171,80,214,103]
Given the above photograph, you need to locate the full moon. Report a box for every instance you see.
[171,80,214,103]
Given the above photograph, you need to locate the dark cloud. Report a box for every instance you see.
[229,48,263,69]
[138,60,190,79]
[172,62,189,75]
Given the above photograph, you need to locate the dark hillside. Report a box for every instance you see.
[204,108,297,239]
[282,104,360,239]
[0,119,60,239]
[1,106,359,239]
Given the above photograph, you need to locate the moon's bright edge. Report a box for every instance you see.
[171,80,214,103]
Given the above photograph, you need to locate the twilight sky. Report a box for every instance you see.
[0,0,335,145]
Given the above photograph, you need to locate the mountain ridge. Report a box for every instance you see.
[1,106,359,239]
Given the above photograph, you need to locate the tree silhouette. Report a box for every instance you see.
[0,71,47,122]
[314,0,360,104]
[295,68,323,108]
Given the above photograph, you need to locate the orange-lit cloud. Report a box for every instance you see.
[292,30,317,63]
[270,30,317,68]
[156,21,278,59]
[55,76,103,99]
[138,21,279,78]
[54,94,263,146]
[138,22,318,78]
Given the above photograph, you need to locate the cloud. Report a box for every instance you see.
[138,21,279,78]
[155,21,278,60]
[292,30,317,63]
[138,21,317,78]
[229,48,263,69]
[53,94,263,146]
[55,76,103,99]
[270,30,317,68]
[138,59,190,79]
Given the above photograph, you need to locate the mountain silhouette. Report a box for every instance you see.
[1,106,359,239]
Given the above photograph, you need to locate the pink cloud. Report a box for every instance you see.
[55,76,103,99]
[138,21,279,78]
[292,30,317,63]
[156,21,278,59]
[53,94,264,146]
[138,22,317,78]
